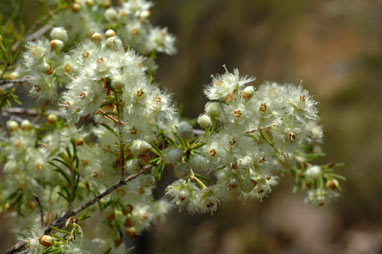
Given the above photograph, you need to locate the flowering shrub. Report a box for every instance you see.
[0,0,344,253]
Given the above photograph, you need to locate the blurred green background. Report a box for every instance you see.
[1,0,382,253]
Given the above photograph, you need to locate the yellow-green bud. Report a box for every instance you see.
[21,120,31,131]
[47,114,57,124]
[39,235,54,247]
[91,33,103,42]
[326,179,339,191]
[7,120,19,132]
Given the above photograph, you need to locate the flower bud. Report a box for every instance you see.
[126,227,137,238]
[176,121,193,140]
[189,154,207,171]
[130,140,151,156]
[105,29,116,38]
[6,120,19,132]
[205,102,221,119]
[85,0,94,7]
[91,33,103,42]
[103,0,111,8]
[164,148,183,164]
[7,71,19,80]
[50,39,64,51]
[197,114,212,130]
[112,75,125,89]
[41,61,53,75]
[21,120,31,131]
[174,163,191,179]
[105,8,118,22]
[326,179,339,191]
[47,114,57,124]
[50,27,68,42]
[75,137,84,146]
[242,86,255,100]
[140,10,151,19]
[105,36,122,49]
[305,165,321,179]
[71,3,81,12]
[39,235,54,247]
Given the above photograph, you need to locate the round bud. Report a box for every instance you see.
[197,114,212,130]
[71,3,81,12]
[126,227,137,238]
[50,27,68,42]
[75,137,84,146]
[105,36,122,49]
[7,71,19,80]
[105,29,116,38]
[104,8,118,22]
[130,140,151,156]
[7,120,19,132]
[39,235,54,247]
[189,154,207,171]
[242,86,255,100]
[41,62,53,75]
[112,75,125,89]
[103,0,111,8]
[205,102,221,119]
[164,148,183,164]
[91,33,103,42]
[140,10,150,19]
[326,179,339,191]
[50,39,64,51]
[174,163,191,179]
[4,203,12,212]
[85,0,94,7]
[176,121,194,140]
[21,120,31,131]
[47,114,57,124]
[305,165,321,179]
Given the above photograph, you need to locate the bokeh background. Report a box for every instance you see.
[1,0,382,253]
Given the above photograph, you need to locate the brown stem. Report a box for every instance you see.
[33,196,44,229]
[114,91,125,179]
[0,79,28,86]
[97,109,122,125]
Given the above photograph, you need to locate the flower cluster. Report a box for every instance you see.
[0,0,344,253]
[164,68,342,213]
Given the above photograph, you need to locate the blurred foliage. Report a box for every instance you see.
[0,0,25,79]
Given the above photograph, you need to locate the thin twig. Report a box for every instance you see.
[3,107,63,117]
[0,79,29,86]
[114,91,126,179]
[33,195,44,229]
[6,165,152,254]
[97,109,122,125]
